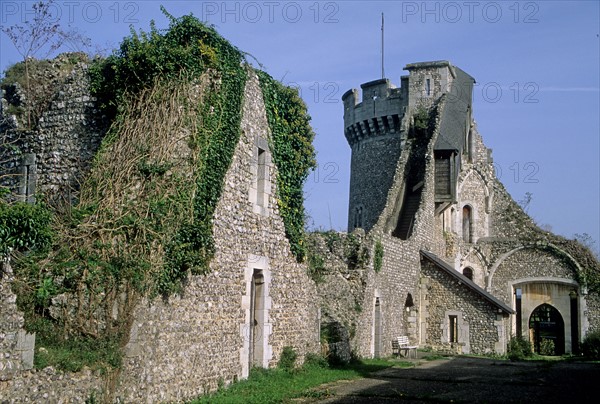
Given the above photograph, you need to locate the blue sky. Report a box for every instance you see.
[1,1,599,251]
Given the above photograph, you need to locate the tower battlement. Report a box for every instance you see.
[342,77,408,146]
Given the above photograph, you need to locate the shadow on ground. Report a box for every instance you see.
[314,355,600,403]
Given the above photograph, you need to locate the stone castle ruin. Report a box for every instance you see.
[314,60,600,358]
[1,32,599,403]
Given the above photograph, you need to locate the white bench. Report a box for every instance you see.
[392,336,418,358]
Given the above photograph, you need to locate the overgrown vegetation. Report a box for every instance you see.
[307,250,326,283]
[32,319,122,372]
[405,105,436,187]
[15,9,240,365]
[581,330,600,359]
[278,346,298,371]
[345,232,370,269]
[507,336,534,361]
[0,199,52,256]
[6,8,316,372]
[373,240,384,273]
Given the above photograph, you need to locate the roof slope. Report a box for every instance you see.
[420,250,514,314]
[434,66,475,152]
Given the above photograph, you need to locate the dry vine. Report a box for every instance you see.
[43,72,213,338]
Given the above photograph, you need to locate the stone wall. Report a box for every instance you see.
[348,136,402,232]
[0,53,105,204]
[112,71,319,402]
[0,259,34,381]
[1,65,319,402]
[307,231,368,346]
[420,257,508,354]
[1,257,106,403]
[0,366,105,403]
[489,247,578,304]
[344,97,442,358]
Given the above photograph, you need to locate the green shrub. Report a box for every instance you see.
[278,346,298,371]
[0,201,53,256]
[581,330,600,359]
[304,352,328,368]
[539,338,556,356]
[507,336,533,360]
[307,251,326,283]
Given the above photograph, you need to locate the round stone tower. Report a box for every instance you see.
[343,61,462,232]
[343,78,409,232]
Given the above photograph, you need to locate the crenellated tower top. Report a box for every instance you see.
[344,60,474,232]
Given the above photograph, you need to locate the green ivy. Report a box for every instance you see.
[257,71,316,262]
[10,10,249,371]
[89,7,230,120]
[373,240,384,273]
[0,200,52,256]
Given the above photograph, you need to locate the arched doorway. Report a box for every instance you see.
[529,304,564,355]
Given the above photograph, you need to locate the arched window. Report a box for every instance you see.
[462,267,473,281]
[462,205,473,243]
[404,293,414,311]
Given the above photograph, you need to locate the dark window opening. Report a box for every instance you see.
[462,267,473,281]
[435,156,451,197]
[426,78,431,96]
[467,127,473,163]
[404,293,414,308]
[358,207,363,228]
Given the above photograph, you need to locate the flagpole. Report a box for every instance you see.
[381,12,385,79]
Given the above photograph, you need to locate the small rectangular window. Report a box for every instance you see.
[426,78,431,96]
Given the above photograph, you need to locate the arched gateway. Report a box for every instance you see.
[529,304,565,355]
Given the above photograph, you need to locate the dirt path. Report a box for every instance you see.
[308,356,600,403]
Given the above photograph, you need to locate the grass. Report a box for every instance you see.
[190,358,406,404]
[34,336,122,373]
[29,318,122,372]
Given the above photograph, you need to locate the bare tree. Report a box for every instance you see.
[1,0,90,127]
[574,233,600,259]
[518,192,533,213]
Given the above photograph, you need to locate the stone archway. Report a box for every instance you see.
[529,304,564,355]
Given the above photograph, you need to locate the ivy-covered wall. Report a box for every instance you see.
[1,11,318,401]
